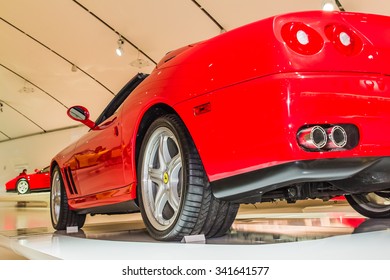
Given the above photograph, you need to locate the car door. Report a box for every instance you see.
[71,112,124,196]
[30,167,50,190]
[64,73,148,197]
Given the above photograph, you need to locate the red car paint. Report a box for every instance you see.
[51,11,390,211]
[5,167,50,193]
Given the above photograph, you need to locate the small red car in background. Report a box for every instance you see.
[5,166,50,194]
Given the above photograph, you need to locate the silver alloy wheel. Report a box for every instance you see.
[352,192,390,212]
[17,180,29,194]
[51,168,62,226]
[140,127,183,231]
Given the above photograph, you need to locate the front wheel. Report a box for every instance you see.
[346,191,390,218]
[137,115,238,241]
[16,178,30,194]
[50,166,86,230]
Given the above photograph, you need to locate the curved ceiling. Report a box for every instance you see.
[0,0,389,142]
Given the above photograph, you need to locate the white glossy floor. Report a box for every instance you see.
[1,192,390,260]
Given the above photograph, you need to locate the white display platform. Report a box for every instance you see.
[1,193,390,260]
[3,228,390,260]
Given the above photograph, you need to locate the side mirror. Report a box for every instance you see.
[67,106,96,129]
[34,169,39,173]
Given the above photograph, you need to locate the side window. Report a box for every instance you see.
[95,95,125,126]
[95,73,148,126]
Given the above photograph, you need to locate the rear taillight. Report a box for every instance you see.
[324,24,363,56]
[281,22,324,55]
[281,21,363,56]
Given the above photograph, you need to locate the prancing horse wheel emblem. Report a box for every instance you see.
[163,172,169,184]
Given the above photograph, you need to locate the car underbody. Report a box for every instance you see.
[211,157,390,203]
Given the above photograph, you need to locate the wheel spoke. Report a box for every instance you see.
[148,167,163,185]
[54,190,61,205]
[167,187,180,213]
[167,153,181,212]
[157,135,171,170]
[154,186,168,221]
[367,193,390,206]
[167,153,181,175]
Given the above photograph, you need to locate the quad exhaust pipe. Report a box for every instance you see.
[297,125,348,150]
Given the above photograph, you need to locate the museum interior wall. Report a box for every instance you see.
[0,126,87,192]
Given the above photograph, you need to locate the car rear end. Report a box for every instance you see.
[169,11,390,199]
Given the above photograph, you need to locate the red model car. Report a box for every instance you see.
[6,167,50,194]
[50,10,390,241]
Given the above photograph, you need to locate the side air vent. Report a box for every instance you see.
[64,167,78,195]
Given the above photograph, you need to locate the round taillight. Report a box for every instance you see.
[281,22,324,55]
[324,24,363,56]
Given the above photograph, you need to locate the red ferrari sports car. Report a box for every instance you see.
[50,10,390,241]
[5,167,50,194]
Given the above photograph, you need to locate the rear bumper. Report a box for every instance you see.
[211,157,390,202]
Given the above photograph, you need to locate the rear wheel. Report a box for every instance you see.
[346,191,390,218]
[16,178,29,194]
[138,115,238,241]
[50,166,86,230]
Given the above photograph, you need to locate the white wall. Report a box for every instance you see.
[0,126,88,193]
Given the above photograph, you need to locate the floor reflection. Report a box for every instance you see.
[49,213,371,245]
[2,195,390,250]
[222,216,367,244]
[352,218,390,233]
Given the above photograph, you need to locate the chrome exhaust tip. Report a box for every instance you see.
[326,125,347,149]
[297,126,327,149]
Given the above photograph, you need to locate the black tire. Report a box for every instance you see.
[50,165,86,230]
[346,192,390,218]
[203,196,240,238]
[16,178,30,194]
[137,114,238,241]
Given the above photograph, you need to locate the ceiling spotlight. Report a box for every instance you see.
[71,64,78,72]
[322,1,335,11]
[116,35,124,56]
[130,58,150,68]
[322,0,345,12]
[19,81,34,93]
[0,102,3,113]
[130,50,150,68]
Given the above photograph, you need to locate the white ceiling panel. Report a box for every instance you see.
[342,0,390,15]
[0,101,42,139]
[0,18,113,121]
[0,0,155,93]
[0,134,8,142]
[196,0,319,31]
[77,0,221,60]
[0,67,75,131]
[197,0,390,32]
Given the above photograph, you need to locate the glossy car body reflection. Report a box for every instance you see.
[51,11,390,241]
